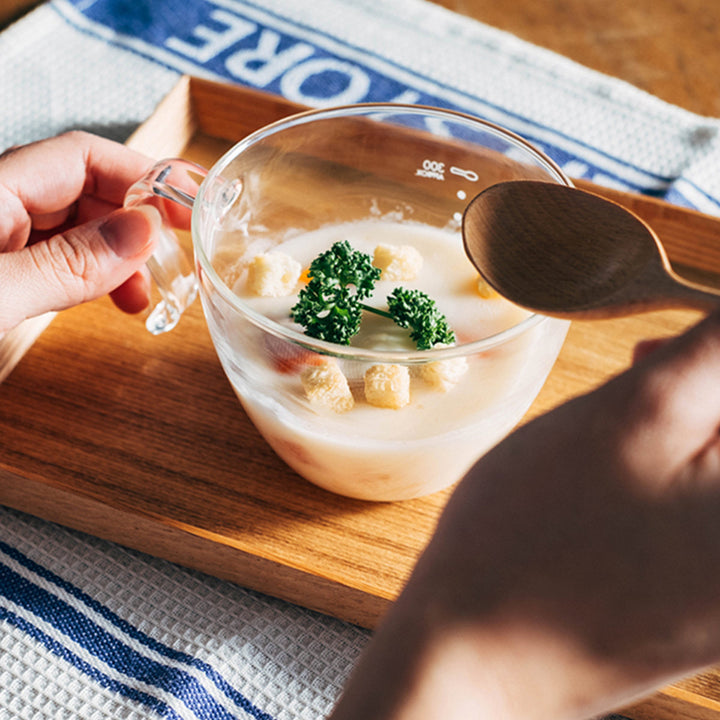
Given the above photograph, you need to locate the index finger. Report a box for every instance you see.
[0,130,154,216]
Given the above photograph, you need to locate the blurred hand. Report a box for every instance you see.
[0,131,159,334]
[331,310,720,720]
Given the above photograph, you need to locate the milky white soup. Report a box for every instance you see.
[205,219,568,501]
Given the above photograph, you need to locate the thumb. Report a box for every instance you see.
[0,205,160,333]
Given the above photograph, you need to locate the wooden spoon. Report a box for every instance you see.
[462,181,720,319]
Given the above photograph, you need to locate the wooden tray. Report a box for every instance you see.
[3,76,720,718]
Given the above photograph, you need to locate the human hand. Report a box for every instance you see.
[331,311,720,720]
[0,131,160,334]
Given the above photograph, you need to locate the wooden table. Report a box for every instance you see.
[435,0,720,119]
[0,0,40,28]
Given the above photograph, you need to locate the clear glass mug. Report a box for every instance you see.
[125,104,571,502]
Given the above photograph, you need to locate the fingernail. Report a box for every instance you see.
[101,205,161,259]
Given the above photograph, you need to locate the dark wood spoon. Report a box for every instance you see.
[462,181,720,319]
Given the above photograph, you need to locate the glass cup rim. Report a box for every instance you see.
[191,102,572,363]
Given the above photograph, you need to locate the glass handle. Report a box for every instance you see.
[124,159,208,334]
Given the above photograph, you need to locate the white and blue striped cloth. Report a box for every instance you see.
[1,0,718,717]
[0,508,365,719]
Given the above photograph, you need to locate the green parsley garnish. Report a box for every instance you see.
[290,240,455,349]
[385,287,455,350]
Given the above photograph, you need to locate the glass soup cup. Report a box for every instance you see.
[126,104,571,502]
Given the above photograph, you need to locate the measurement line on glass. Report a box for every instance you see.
[450,166,479,182]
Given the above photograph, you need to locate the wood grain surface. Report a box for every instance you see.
[434,0,720,118]
[0,0,40,28]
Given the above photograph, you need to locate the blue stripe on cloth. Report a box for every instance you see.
[0,541,275,720]
[208,0,681,193]
[51,0,712,210]
[0,605,182,720]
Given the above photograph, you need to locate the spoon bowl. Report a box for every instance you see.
[462,181,720,319]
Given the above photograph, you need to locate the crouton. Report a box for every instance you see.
[372,243,423,281]
[247,252,301,297]
[417,346,469,392]
[364,364,410,409]
[301,360,354,413]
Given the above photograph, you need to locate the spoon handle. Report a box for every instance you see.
[608,259,720,317]
[660,265,720,311]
